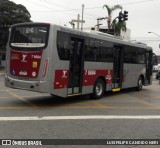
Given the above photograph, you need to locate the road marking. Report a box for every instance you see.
[0,105,160,110]
[1,115,160,121]
[137,99,160,108]
[5,90,38,107]
[90,102,107,108]
[21,95,49,98]
[0,106,32,110]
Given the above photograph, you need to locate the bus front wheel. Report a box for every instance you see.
[137,76,143,91]
[91,79,105,99]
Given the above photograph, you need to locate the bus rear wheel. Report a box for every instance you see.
[136,76,143,91]
[91,79,105,99]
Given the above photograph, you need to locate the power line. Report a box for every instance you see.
[119,0,160,6]
[37,0,98,18]
[88,0,160,9]
[132,37,160,39]
[25,0,77,17]
[28,0,160,16]
[30,10,97,20]
[25,0,97,20]
[25,0,160,24]
[45,0,98,17]
[38,0,73,10]
[29,9,97,17]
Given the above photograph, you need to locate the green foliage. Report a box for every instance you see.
[103,5,122,16]
[103,4,127,36]
[103,5,112,15]
[0,0,31,50]
[112,20,127,36]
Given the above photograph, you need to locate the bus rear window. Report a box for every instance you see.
[10,25,49,50]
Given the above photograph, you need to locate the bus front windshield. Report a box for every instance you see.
[10,25,49,49]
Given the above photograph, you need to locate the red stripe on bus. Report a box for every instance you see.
[43,59,49,78]
[54,69,113,89]
[83,70,113,86]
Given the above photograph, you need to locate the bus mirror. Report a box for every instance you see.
[152,53,158,65]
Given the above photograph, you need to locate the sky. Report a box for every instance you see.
[11,0,160,54]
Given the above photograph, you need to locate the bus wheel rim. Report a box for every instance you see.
[139,79,142,89]
[96,83,103,96]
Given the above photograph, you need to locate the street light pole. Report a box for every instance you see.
[148,32,160,38]
[148,32,160,54]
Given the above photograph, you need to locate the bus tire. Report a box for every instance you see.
[136,76,143,91]
[91,79,105,99]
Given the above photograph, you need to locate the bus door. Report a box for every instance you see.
[112,46,124,91]
[145,50,152,84]
[68,38,84,96]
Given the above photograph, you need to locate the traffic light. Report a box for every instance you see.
[123,11,128,21]
[118,11,123,21]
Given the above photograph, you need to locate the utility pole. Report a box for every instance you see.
[96,17,107,31]
[81,4,84,30]
[71,14,85,30]
[69,21,75,29]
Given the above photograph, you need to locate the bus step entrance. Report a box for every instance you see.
[67,93,81,97]
[112,88,121,92]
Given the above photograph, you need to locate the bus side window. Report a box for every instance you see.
[98,48,113,62]
[57,31,70,60]
[124,47,137,64]
[137,49,146,64]
[85,40,97,61]
[69,41,74,58]
[152,53,158,65]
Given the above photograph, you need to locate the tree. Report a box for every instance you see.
[103,4,122,31]
[103,4,127,36]
[112,19,127,36]
[0,0,31,51]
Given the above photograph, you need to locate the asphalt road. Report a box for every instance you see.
[0,72,160,148]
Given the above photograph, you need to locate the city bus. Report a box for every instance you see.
[5,22,156,99]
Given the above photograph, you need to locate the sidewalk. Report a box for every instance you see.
[0,68,5,76]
